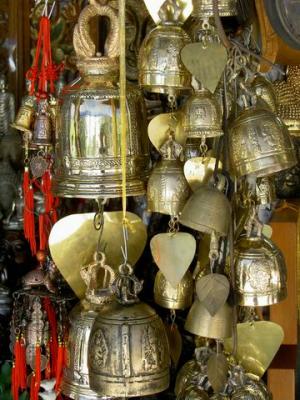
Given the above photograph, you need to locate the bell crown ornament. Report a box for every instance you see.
[52,2,150,198]
[88,264,170,397]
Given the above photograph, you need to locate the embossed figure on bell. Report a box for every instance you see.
[138,0,192,95]
[30,99,53,149]
[52,2,150,198]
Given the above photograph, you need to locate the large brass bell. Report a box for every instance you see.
[62,253,115,399]
[192,0,238,18]
[180,185,231,236]
[182,88,223,139]
[30,100,53,149]
[185,299,233,339]
[88,265,170,397]
[147,133,190,216]
[138,0,192,95]
[234,235,287,306]
[154,270,193,310]
[52,2,149,198]
[228,106,297,178]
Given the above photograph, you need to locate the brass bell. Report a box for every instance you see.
[154,270,193,310]
[53,2,149,198]
[11,97,35,134]
[228,106,297,178]
[185,299,233,339]
[251,76,278,113]
[138,0,192,95]
[234,235,287,307]
[192,0,238,18]
[88,265,170,397]
[62,253,115,400]
[180,185,231,236]
[231,383,271,400]
[182,88,223,139]
[30,100,53,149]
[147,133,190,216]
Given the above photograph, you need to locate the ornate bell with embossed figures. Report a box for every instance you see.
[62,252,115,400]
[192,0,238,18]
[30,99,53,149]
[147,131,190,216]
[138,0,192,95]
[228,106,297,178]
[11,95,35,134]
[88,264,170,397]
[52,2,149,198]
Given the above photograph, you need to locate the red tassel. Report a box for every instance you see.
[43,297,58,376]
[30,373,36,400]
[11,363,19,400]
[45,341,51,380]
[23,168,36,255]
[19,336,27,390]
[34,345,41,400]
[38,213,47,251]
[55,342,65,393]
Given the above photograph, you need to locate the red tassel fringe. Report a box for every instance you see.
[23,168,36,255]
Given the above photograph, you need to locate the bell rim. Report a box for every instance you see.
[61,379,105,400]
[237,287,287,307]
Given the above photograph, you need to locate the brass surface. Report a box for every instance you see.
[185,299,233,339]
[224,321,284,378]
[150,232,196,288]
[234,236,287,307]
[192,0,237,17]
[184,157,222,191]
[252,75,278,113]
[11,102,34,134]
[49,212,147,299]
[228,107,297,178]
[88,300,170,397]
[154,270,194,310]
[144,0,193,25]
[180,186,231,236]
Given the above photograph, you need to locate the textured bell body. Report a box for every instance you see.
[175,359,211,396]
[147,159,190,216]
[138,24,191,95]
[180,186,231,236]
[62,302,106,400]
[182,89,223,139]
[177,386,210,400]
[252,76,278,113]
[228,107,297,178]
[185,299,233,339]
[88,300,170,397]
[30,112,52,148]
[192,0,237,17]
[231,383,271,400]
[234,236,287,307]
[11,102,35,134]
[154,271,193,310]
[53,75,149,198]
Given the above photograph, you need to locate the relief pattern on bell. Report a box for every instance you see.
[234,236,287,307]
[192,0,238,17]
[52,2,150,198]
[154,270,194,310]
[138,24,192,95]
[228,107,297,178]
[182,88,223,139]
[251,76,278,114]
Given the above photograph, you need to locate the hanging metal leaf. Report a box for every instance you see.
[207,353,229,393]
[165,323,182,367]
[196,274,230,316]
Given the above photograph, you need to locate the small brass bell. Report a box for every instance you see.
[180,185,231,236]
[11,97,35,134]
[154,270,193,310]
[30,100,53,149]
[192,0,238,18]
[62,253,115,400]
[234,235,287,307]
[138,0,192,95]
[88,264,170,397]
[182,88,223,139]
[185,299,233,339]
[147,132,190,216]
[251,76,278,113]
[228,106,297,178]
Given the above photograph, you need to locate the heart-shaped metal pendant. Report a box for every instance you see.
[196,273,230,316]
[150,232,196,288]
[148,112,186,152]
[49,211,147,299]
[223,321,284,378]
[184,157,222,191]
[181,42,228,93]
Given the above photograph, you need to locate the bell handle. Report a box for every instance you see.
[73,3,119,60]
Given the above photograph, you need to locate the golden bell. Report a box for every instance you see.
[192,0,237,17]
[138,1,192,95]
[234,236,287,307]
[147,134,190,216]
[62,254,115,399]
[53,2,149,198]
[182,88,223,139]
[154,270,193,310]
[11,99,35,134]
[88,266,170,397]
[185,299,233,339]
[251,76,278,113]
[30,101,53,149]
[180,186,231,236]
[228,107,297,178]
